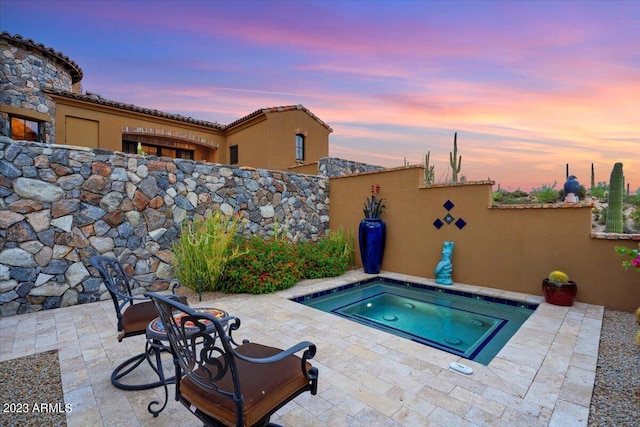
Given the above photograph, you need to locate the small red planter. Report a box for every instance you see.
[542,279,578,306]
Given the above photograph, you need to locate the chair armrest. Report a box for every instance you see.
[232,341,317,364]
[133,277,181,294]
[111,280,182,304]
[170,279,181,293]
[109,287,147,303]
[231,341,318,382]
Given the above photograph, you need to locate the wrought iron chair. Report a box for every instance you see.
[145,292,319,427]
[89,255,187,391]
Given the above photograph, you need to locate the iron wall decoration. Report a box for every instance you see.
[433,199,467,230]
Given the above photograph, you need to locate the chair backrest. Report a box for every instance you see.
[89,255,136,321]
[145,292,319,427]
[146,292,240,396]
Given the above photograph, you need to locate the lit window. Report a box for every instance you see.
[230,145,238,164]
[10,115,43,142]
[122,140,194,160]
[295,134,305,162]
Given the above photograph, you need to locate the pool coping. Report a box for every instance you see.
[278,269,602,426]
[290,275,539,364]
[0,268,602,426]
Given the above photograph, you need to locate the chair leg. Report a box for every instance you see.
[111,341,175,391]
[147,340,171,417]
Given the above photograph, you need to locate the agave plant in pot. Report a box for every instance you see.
[359,194,386,274]
[542,270,577,306]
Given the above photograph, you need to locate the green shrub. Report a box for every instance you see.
[625,191,640,206]
[598,207,608,225]
[221,236,302,294]
[492,189,529,205]
[511,189,529,199]
[531,181,560,203]
[631,208,640,231]
[171,212,246,293]
[298,229,351,279]
[492,190,509,204]
[589,182,608,200]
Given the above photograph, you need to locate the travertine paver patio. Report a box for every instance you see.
[0,270,602,426]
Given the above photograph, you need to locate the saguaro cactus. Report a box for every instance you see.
[591,163,595,189]
[424,151,435,185]
[605,162,624,233]
[449,132,462,183]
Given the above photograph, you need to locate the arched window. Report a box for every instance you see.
[295,134,305,162]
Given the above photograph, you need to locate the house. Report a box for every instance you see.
[0,32,332,171]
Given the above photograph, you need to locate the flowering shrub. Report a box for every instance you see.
[615,243,640,272]
[221,237,302,294]
[220,230,353,294]
[616,243,640,348]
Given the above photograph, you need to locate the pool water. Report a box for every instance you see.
[292,278,537,365]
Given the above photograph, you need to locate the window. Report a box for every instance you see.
[295,134,305,162]
[10,115,43,142]
[230,145,238,164]
[122,141,194,160]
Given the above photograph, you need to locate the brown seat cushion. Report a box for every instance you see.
[121,296,187,335]
[180,342,312,427]
[121,300,158,335]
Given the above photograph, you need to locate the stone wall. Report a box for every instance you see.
[0,138,330,316]
[0,34,79,144]
[318,157,386,177]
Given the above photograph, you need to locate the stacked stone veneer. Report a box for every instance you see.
[1,34,79,144]
[318,157,386,177]
[0,138,330,316]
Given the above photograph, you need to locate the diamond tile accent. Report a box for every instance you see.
[455,218,467,229]
[434,199,467,230]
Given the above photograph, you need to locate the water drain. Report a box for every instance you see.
[383,315,398,321]
[445,337,462,345]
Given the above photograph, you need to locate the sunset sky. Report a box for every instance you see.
[2,0,638,191]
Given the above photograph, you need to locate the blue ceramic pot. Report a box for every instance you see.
[359,218,386,274]
[564,176,580,195]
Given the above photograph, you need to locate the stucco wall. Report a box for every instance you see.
[51,98,225,161]
[225,109,330,171]
[329,166,640,312]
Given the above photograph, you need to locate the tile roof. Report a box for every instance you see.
[44,88,226,130]
[226,104,334,132]
[44,89,332,133]
[1,32,83,83]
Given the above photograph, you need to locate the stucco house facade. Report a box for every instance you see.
[0,31,332,171]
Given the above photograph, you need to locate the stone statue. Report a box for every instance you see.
[435,241,454,285]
